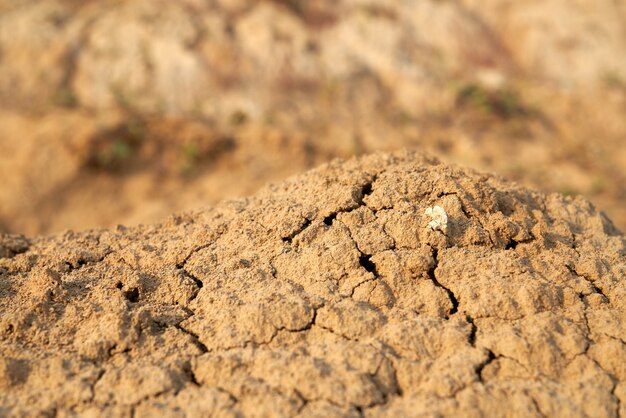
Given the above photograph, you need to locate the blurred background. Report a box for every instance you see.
[0,0,625,235]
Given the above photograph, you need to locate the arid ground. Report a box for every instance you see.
[0,0,625,234]
[2,153,625,417]
[0,1,625,417]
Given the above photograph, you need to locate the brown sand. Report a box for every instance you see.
[1,152,625,417]
[2,0,626,236]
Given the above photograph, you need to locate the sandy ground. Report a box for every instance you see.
[1,3,625,415]
[1,152,624,417]
[0,0,625,234]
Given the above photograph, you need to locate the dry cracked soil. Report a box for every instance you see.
[2,0,626,235]
[1,152,625,417]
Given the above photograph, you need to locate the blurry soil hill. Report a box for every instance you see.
[0,0,625,234]
[1,152,625,417]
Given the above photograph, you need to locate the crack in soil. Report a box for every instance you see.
[427,247,459,318]
[475,349,496,383]
[565,264,609,301]
[175,324,209,353]
[282,218,312,243]
[466,315,478,346]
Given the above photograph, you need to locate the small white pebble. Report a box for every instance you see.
[425,205,448,234]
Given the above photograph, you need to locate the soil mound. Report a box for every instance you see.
[2,0,626,235]
[1,152,625,417]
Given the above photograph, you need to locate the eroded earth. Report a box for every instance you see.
[1,153,624,417]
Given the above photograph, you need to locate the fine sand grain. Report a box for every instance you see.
[1,152,624,417]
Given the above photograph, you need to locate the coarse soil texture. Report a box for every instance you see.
[1,152,625,417]
[1,0,626,235]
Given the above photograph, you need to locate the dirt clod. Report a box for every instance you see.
[1,152,624,417]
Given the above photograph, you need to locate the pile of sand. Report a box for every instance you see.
[1,152,624,417]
